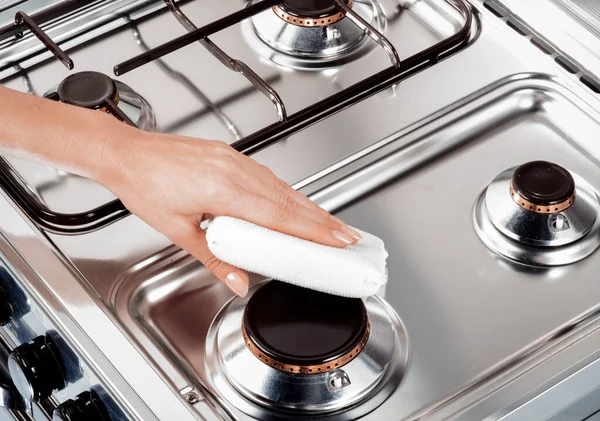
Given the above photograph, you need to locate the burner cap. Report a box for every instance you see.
[243,282,368,372]
[511,161,575,212]
[57,71,117,109]
[279,0,349,18]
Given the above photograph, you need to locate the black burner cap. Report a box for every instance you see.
[280,0,349,18]
[243,282,368,366]
[57,71,117,109]
[512,161,575,206]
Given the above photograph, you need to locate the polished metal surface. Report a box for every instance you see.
[0,0,68,29]
[5,1,600,421]
[548,0,600,40]
[0,0,163,75]
[165,0,287,121]
[498,0,600,80]
[483,167,599,247]
[334,0,401,67]
[205,280,406,418]
[303,75,600,420]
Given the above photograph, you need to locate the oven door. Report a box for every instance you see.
[0,337,31,421]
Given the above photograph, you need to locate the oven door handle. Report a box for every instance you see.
[0,340,25,411]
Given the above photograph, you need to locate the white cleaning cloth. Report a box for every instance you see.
[205,216,388,298]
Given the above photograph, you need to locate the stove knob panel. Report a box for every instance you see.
[7,334,66,401]
[52,391,110,421]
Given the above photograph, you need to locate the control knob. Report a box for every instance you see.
[0,285,12,326]
[52,390,110,421]
[8,334,65,401]
[0,267,30,326]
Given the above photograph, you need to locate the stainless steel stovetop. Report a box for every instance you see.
[3,1,600,421]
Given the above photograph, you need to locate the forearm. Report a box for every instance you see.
[0,85,133,182]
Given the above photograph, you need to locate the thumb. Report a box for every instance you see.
[172,222,249,297]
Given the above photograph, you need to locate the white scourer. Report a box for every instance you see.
[205,216,388,298]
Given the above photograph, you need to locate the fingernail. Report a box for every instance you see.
[332,230,354,245]
[225,273,248,297]
[341,224,362,241]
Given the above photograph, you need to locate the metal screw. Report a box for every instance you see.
[185,392,199,404]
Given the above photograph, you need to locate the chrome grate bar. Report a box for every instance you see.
[113,0,280,75]
[164,0,287,121]
[334,0,401,67]
[14,11,73,69]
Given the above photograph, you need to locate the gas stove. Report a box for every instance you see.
[2,1,600,421]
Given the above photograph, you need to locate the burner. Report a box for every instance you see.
[247,0,385,69]
[510,161,576,214]
[274,0,354,27]
[206,280,407,417]
[57,71,117,109]
[44,72,156,131]
[473,161,600,266]
[242,282,369,374]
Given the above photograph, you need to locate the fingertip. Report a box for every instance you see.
[224,271,249,297]
[340,224,362,241]
[332,230,355,246]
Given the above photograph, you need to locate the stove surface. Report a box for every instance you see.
[549,0,600,39]
[3,1,600,421]
[112,72,600,420]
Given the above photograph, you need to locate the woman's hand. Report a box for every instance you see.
[98,129,361,297]
[0,85,359,297]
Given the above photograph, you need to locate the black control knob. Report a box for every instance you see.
[0,268,30,327]
[7,334,65,401]
[0,285,12,326]
[0,342,25,411]
[52,391,109,421]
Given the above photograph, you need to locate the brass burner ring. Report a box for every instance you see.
[242,317,370,375]
[273,0,354,28]
[510,180,576,214]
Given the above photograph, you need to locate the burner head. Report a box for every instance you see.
[276,0,353,26]
[57,71,117,109]
[475,163,600,264]
[242,282,369,374]
[249,0,384,69]
[510,161,576,213]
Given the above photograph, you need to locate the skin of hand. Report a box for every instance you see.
[0,85,361,297]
